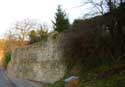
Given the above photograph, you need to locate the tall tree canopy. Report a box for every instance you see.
[52,5,70,32]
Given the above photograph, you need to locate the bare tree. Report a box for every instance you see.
[4,19,37,48]
[105,0,117,12]
[85,0,106,15]
[82,0,123,18]
[13,19,35,41]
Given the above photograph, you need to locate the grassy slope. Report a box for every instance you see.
[48,64,125,87]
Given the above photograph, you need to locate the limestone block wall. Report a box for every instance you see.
[7,35,66,83]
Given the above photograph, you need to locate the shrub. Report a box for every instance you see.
[2,52,11,69]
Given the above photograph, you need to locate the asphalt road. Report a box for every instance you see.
[0,68,44,87]
[0,68,15,87]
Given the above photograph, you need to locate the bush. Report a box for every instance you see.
[29,29,48,44]
[60,11,125,71]
[2,52,11,69]
[60,18,108,70]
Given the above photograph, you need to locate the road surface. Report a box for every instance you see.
[0,68,45,87]
[0,68,15,87]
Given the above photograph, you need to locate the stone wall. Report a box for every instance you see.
[7,35,66,83]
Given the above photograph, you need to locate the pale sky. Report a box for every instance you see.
[0,0,89,38]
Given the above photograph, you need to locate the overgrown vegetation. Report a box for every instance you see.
[53,3,125,87]
[60,4,125,70]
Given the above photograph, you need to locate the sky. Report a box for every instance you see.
[0,0,89,38]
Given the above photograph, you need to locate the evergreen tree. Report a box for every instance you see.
[52,5,70,32]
